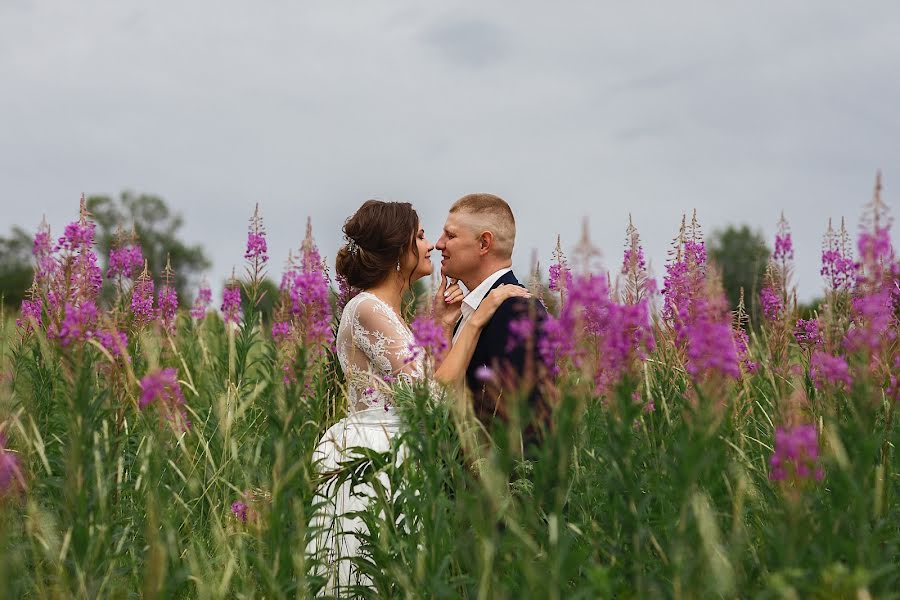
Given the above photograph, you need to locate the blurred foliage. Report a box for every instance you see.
[0,226,34,310]
[709,225,771,324]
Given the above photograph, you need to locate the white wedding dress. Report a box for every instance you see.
[308,291,431,595]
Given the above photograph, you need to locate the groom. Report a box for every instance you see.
[434,193,548,444]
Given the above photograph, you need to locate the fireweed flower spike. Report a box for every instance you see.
[769,424,824,483]
[794,318,823,348]
[158,256,178,335]
[272,221,334,383]
[821,218,856,293]
[539,272,654,395]
[810,351,852,391]
[191,278,212,321]
[618,215,656,305]
[52,300,99,347]
[131,262,156,324]
[548,235,572,294]
[0,433,23,497]
[31,216,56,289]
[107,226,144,281]
[221,273,243,326]
[410,315,448,363]
[139,367,191,429]
[245,203,268,266]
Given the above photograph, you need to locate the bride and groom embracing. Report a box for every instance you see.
[309,193,548,593]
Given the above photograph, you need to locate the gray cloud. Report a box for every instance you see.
[1,0,899,303]
[423,18,508,68]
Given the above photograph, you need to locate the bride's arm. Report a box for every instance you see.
[433,285,531,385]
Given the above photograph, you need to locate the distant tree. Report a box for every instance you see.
[0,226,34,310]
[87,192,211,302]
[708,225,771,324]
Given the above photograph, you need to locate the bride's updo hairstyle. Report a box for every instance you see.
[335,200,420,290]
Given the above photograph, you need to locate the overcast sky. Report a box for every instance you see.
[2,0,899,302]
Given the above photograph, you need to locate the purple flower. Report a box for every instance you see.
[33,229,52,258]
[410,315,448,361]
[539,273,655,394]
[107,244,144,280]
[131,275,156,323]
[55,219,96,253]
[857,226,893,266]
[733,327,758,374]
[221,284,242,325]
[16,299,43,332]
[191,281,212,320]
[231,500,249,522]
[0,433,23,496]
[770,424,823,482]
[97,329,128,357]
[51,301,98,347]
[244,204,268,265]
[548,263,572,292]
[794,319,823,348]
[506,315,536,352]
[680,303,741,381]
[774,234,794,262]
[271,320,292,342]
[31,221,57,288]
[139,368,190,429]
[810,351,852,390]
[759,286,783,321]
[662,235,707,326]
[844,289,896,355]
[158,285,178,334]
[821,219,856,292]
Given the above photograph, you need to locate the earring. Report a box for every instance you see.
[396,260,401,272]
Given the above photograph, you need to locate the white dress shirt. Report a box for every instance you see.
[451,267,512,345]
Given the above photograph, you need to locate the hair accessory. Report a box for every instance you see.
[345,235,359,256]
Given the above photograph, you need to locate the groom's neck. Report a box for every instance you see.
[462,259,512,292]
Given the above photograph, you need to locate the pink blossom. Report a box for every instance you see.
[221,284,242,325]
[131,276,156,323]
[0,434,23,496]
[139,368,190,429]
[191,281,212,320]
[770,424,823,482]
[107,244,144,280]
[759,286,783,321]
[158,285,178,334]
[810,351,852,390]
[410,315,448,362]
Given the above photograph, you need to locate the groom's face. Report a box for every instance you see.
[435,212,481,281]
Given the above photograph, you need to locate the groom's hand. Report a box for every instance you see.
[434,267,464,329]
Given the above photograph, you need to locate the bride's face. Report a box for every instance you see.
[405,222,434,281]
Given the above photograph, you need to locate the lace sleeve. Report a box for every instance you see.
[352,296,424,385]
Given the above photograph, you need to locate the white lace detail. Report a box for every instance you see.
[336,292,428,412]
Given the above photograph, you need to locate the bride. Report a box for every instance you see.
[308,200,529,595]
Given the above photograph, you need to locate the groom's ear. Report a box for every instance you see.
[478,231,494,255]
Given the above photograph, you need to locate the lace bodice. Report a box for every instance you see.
[336,292,429,412]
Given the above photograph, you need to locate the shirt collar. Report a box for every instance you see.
[461,267,512,315]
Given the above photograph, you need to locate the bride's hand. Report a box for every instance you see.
[469,284,531,329]
[434,267,464,328]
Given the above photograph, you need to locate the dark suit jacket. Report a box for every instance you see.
[458,271,549,440]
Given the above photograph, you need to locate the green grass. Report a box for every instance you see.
[0,299,898,599]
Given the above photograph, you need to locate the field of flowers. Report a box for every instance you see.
[0,183,898,599]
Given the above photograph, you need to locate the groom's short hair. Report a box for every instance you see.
[449,193,516,259]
